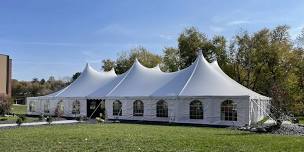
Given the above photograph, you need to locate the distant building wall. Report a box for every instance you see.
[0,54,12,102]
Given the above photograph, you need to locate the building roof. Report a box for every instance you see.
[47,52,268,99]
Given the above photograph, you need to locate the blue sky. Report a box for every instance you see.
[1,0,304,80]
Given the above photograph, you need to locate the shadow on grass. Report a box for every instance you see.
[109,119,231,128]
[215,132,256,136]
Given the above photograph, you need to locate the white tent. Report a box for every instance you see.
[27,51,270,126]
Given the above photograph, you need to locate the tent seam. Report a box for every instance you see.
[105,66,133,96]
[178,58,199,96]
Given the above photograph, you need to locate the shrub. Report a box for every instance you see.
[46,116,53,125]
[38,114,45,121]
[0,100,12,116]
[0,117,8,121]
[16,117,24,126]
[18,114,26,122]
[76,116,83,121]
[82,116,88,121]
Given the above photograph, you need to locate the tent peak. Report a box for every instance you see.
[152,64,162,71]
[211,60,219,66]
[197,49,203,56]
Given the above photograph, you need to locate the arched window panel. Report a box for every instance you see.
[113,100,122,116]
[44,100,50,113]
[221,100,237,121]
[156,100,168,118]
[29,101,36,112]
[72,100,81,114]
[190,100,204,119]
[57,100,64,114]
[133,100,144,116]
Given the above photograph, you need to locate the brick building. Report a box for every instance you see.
[0,54,12,102]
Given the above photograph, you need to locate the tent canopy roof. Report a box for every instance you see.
[47,51,268,99]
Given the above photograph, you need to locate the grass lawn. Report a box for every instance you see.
[0,105,37,124]
[0,124,303,152]
[11,104,27,115]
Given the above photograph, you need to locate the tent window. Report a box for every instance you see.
[44,100,50,113]
[133,100,144,116]
[29,101,36,112]
[190,100,204,119]
[113,100,122,116]
[156,100,168,117]
[72,100,80,114]
[221,100,237,121]
[57,100,64,114]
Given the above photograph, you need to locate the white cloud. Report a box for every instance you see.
[209,26,224,33]
[226,20,251,26]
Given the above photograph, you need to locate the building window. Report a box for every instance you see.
[156,100,168,117]
[29,101,36,112]
[221,100,237,121]
[72,100,80,114]
[44,100,50,113]
[133,100,144,116]
[190,100,203,119]
[113,100,122,116]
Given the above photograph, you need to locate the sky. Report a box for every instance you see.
[0,0,304,81]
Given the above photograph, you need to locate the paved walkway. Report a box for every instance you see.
[0,120,79,128]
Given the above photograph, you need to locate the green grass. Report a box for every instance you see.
[11,104,27,115]
[0,105,37,124]
[0,124,303,152]
[0,116,37,124]
[298,117,304,124]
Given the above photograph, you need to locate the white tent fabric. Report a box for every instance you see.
[48,63,117,97]
[27,51,270,126]
[45,52,268,99]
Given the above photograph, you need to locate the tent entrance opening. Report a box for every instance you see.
[87,99,105,118]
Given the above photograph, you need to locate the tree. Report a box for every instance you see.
[102,59,115,72]
[71,72,81,82]
[296,28,304,48]
[40,79,46,85]
[32,78,39,84]
[162,47,180,72]
[47,76,55,83]
[211,35,228,66]
[115,47,161,74]
[178,27,214,68]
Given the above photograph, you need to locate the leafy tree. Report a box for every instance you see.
[162,47,180,72]
[71,72,81,82]
[114,47,161,74]
[296,28,304,47]
[32,78,39,84]
[40,79,46,85]
[102,59,115,72]
[178,27,214,68]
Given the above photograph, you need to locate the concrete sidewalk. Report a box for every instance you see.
[0,120,79,128]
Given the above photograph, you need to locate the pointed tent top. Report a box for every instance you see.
[197,49,203,56]
[134,58,139,63]
[195,49,210,66]
[85,62,90,68]
[211,60,219,66]
[83,63,91,72]
[106,67,117,76]
[83,62,99,74]
[152,64,162,71]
